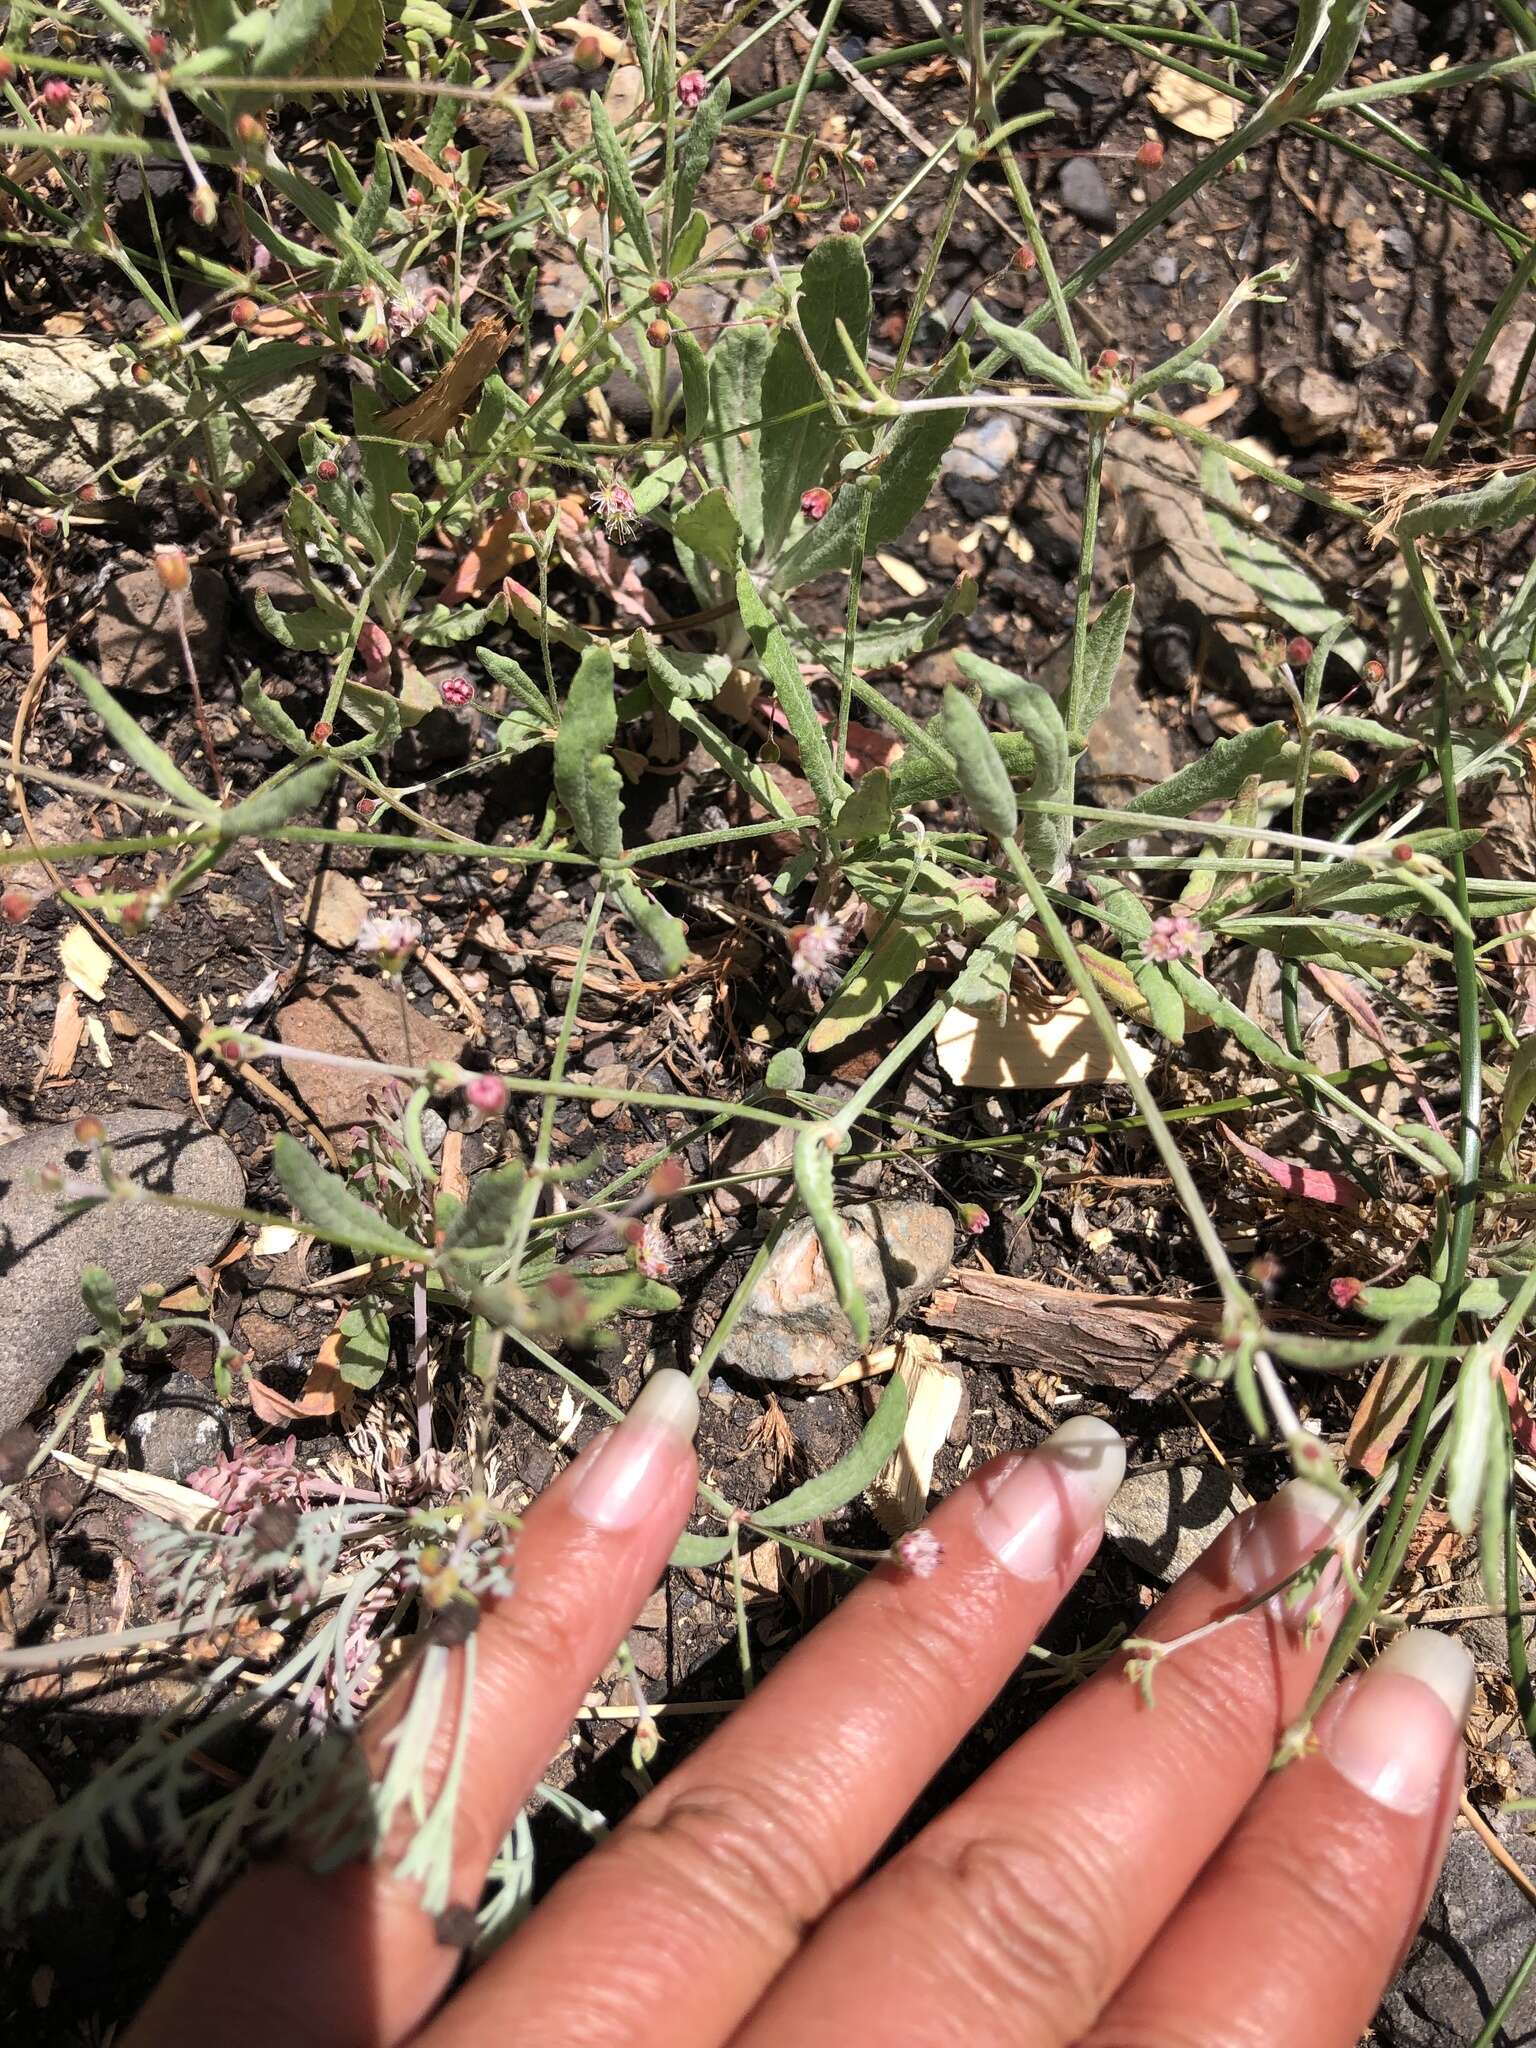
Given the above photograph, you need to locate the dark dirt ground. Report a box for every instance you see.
[4,0,1536,2037]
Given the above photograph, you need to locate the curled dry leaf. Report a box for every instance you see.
[867,1334,963,1536]
[1147,66,1240,140]
[60,924,112,1002]
[52,1449,219,1531]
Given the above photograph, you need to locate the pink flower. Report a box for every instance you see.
[677,69,708,110]
[590,474,639,542]
[800,486,832,521]
[635,1215,672,1281]
[958,1203,990,1236]
[439,674,474,708]
[1141,911,1201,964]
[893,1528,943,1578]
[464,1071,508,1114]
[790,911,844,988]
[356,911,422,977]
[189,1437,320,1530]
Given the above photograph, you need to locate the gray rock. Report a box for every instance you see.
[0,336,322,499]
[1104,1462,1239,1582]
[1377,1825,1536,2045]
[0,1744,56,1840]
[96,564,227,695]
[1058,157,1117,230]
[941,413,1021,518]
[1261,363,1357,447]
[126,1368,229,1481]
[1473,317,1536,433]
[721,1200,956,1384]
[1149,252,1180,288]
[0,1112,244,1432]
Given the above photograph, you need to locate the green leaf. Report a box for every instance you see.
[1488,554,1536,683]
[66,659,219,818]
[1496,1036,1536,1172]
[81,1266,122,1342]
[1448,1352,1497,1536]
[760,235,873,555]
[671,486,741,571]
[1165,960,1314,1077]
[968,302,1092,395]
[1074,723,1288,856]
[1311,711,1417,754]
[336,1299,392,1389]
[702,323,771,558]
[589,91,655,273]
[1075,586,1135,747]
[253,588,351,652]
[219,760,336,838]
[673,324,711,444]
[949,914,1022,1015]
[795,576,978,672]
[240,674,309,752]
[736,568,843,819]
[954,649,1069,872]
[886,727,1037,809]
[1129,267,1288,401]
[272,1133,428,1260]
[832,767,893,844]
[478,646,551,718]
[753,1373,909,1527]
[640,636,732,704]
[773,342,970,590]
[672,78,731,234]
[937,686,1017,840]
[1200,450,1367,669]
[1400,468,1536,539]
[554,647,623,860]
[792,1126,870,1348]
[808,923,923,1054]
[669,1531,733,1567]
[615,875,689,976]
[765,1048,806,1092]
[443,1162,525,1253]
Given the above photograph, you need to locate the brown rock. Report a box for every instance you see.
[275,977,463,1131]
[301,870,370,950]
[97,564,227,695]
[1260,364,1357,448]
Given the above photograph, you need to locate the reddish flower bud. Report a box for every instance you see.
[958,1202,990,1236]
[154,545,191,593]
[355,797,377,819]
[1364,657,1386,683]
[1330,1276,1362,1309]
[1393,841,1414,863]
[316,456,339,481]
[73,1115,105,1144]
[800,486,831,521]
[1013,242,1037,272]
[1286,634,1314,668]
[1096,348,1121,371]
[310,719,332,744]
[839,209,860,232]
[230,296,259,327]
[648,278,675,305]
[859,154,877,173]
[131,362,153,387]
[218,1037,244,1065]
[2,889,33,923]
[35,514,59,540]
[754,170,776,194]
[1135,136,1164,170]
[784,193,802,212]
[572,32,604,70]
[677,69,708,109]
[749,221,772,248]
[147,30,170,60]
[190,184,217,228]
[439,674,474,708]
[234,112,264,146]
[42,79,72,109]
[645,317,670,348]
[77,483,97,504]
[508,486,530,514]
[441,145,461,170]
[464,1071,508,1114]
[406,186,425,207]
[0,55,14,84]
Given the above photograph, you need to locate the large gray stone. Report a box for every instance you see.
[126,1368,230,1480]
[0,1112,244,1431]
[96,563,227,695]
[1377,1824,1536,2045]
[0,336,322,499]
[721,1200,956,1384]
[1104,1462,1240,1582]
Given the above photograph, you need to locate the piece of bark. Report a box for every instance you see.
[920,1269,1332,1399]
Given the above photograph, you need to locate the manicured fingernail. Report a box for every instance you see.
[1227,1477,1359,1626]
[974,1416,1126,1581]
[1321,1629,1473,1815]
[568,1368,699,1532]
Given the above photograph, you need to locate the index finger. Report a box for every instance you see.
[123,1368,701,2048]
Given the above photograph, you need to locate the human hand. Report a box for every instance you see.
[129,1369,1469,2048]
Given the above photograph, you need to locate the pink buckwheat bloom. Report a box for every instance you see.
[439,674,474,708]
[464,1071,509,1115]
[790,911,844,988]
[677,69,708,110]
[1141,911,1201,963]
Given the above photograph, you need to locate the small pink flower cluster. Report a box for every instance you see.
[356,911,422,977]
[1141,911,1201,964]
[439,674,474,708]
[464,1071,509,1115]
[677,69,708,109]
[790,910,844,988]
[893,1527,944,1578]
[189,1436,320,1530]
[590,475,639,542]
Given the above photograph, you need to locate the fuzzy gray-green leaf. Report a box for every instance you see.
[554,647,623,861]
[937,686,1017,839]
[753,1374,909,1528]
[792,1126,870,1348]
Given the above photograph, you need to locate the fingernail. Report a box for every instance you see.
[568,1369,699,1532]
[1321,1629,1473,1815]
[1227,1477,1360,1627]
[974,1416,1126,1582]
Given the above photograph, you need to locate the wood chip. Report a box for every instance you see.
[40,984,84,1081]
[935,990,1155,1089]
[302,869,369,949]
[377,316,512,446]
[59,924,112,1002]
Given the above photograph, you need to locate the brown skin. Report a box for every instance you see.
[128,1435,1461,2048]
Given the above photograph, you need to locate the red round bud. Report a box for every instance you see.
[316,456,338,481]
[441,145,461,170]
[645,317,670,348]
[147,30,170,60]
[464,1071,508,1114]
[406,186,425,207]
[1364,657,1386,683]
[1392,841,1414,863]
[1,889,33,923]
[218,1038,244,1065]
[839,209,860,232]
[234,112,264,146]
[154,546,191,593]
[784,193,802,212]
[509,487,530,514]
[77,483,97,504]
[310,719,332,743]
[35,514,59,540]
[1013,242,1037,272]
[1097,348,1121,371]
[755,170,776,194]
[1135,137,1164,170]
[355,797,378,819]
[230,296,259,327]
[800,486,832,521]
[859,154,877,173]
[677,69,708,110]
[300,481,317,498]
[648,278,675,305]
[572,32,604,70]
[42,79,72,109]
[0,56,14,84]
[1286,634,1314,668]
[73,1115,106,1144]
[749,221,771,247]
[567,176,586,199]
